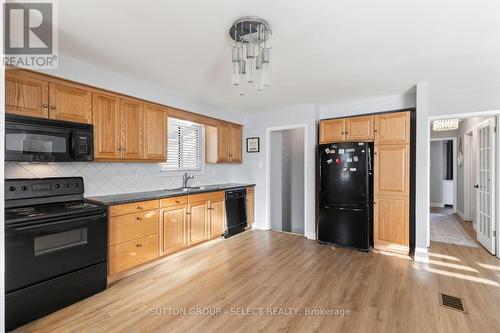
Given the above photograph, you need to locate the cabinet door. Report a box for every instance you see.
[217,122,231,162]
[374,195,408,246]
[319,119,345,143]
[229,125,242,162]
[5,71,49,118]
[374,144,410,196]
[189,201,209,245]
[144,104,167,160]
[48,82,92,124]
[162,205,188,255]
[374,111,410,144]
[346,116,374,141]
[210,199,226,238]
[121,99,144,159]
[93,92,121,159]
[246,187,254,227]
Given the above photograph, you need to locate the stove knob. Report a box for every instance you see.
[73,183,79,187]
[8,186,16,192]
[21,185,28,191]
[64,183,70,188]
[54,184,61,189]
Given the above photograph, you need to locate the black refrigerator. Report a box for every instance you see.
[318,142,373,251]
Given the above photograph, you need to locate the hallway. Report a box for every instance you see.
[431,207,478,248]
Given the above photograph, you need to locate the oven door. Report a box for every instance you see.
[5,212,107,293]
[5,121,72,162]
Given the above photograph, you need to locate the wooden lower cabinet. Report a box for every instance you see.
[109,234,159,276]
[107,191,236,278]
[189,201,209,245]
[210,199,225,238]
[162,204,188,255]
[109,210,158,246]
[374,195,409,247]
[246,187,254,227]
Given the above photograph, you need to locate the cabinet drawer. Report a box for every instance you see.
[109,210,159,246]
[160,196,188,208]
[189,191,225,203]
[109,200,159,217]
[109,234,159,275]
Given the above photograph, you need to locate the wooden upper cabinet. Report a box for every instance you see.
[93,92,121,160]
[374,111,410,144]
[206,121,242,164]
[209,199,225,238]
[120,99,144,160]
[374,195,408,246]
[189,201,209,245]
[48,82,92,124]
[229,125,242,162]
[162,204,188,255]
[346,116,374,141]
[374,144,410,196]
[5,71,49,118]
[144,104,167,160]
[319,119,345,143]
[217,122,231,162]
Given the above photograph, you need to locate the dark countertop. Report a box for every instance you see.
[85,183,255,206]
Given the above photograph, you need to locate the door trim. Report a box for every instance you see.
[266,124,308,237]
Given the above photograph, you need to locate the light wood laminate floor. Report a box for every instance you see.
[14,230,500,333]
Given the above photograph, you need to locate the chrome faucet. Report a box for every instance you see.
[183,173,194,188]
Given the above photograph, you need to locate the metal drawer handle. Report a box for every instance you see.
[185,212,191,215]
[136,217,142,221]
[137,206,143,210]
[136,243,142,247]
[50,105,56,109]
[42,103,48,108]
[175,200,180,204]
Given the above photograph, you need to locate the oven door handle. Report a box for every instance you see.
[11,213,106,231]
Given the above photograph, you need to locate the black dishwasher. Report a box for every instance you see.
[224,189,247,238]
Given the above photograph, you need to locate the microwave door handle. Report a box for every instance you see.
[12,213,106,231]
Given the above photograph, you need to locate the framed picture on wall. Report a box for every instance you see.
[246,137,260,153]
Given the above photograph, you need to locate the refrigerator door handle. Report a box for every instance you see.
[336,207,364,212]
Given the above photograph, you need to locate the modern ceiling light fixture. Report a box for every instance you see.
[433,119,459,131]
[229,16,272,95]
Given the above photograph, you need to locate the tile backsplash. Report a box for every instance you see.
[5,162,243,197]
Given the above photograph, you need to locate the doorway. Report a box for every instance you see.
[268,126,305,235]
[428,114,498,254]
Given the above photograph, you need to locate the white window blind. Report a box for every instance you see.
[161,118,202,171]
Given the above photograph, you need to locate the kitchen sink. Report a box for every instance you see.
[165,186,208,192]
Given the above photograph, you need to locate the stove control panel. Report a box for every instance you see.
[5,177,85,201]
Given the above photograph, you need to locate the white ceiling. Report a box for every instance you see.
[58,0,500,113]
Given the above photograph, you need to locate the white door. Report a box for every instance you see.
[476,118,496,254]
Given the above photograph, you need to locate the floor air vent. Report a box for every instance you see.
[439,293,468,313]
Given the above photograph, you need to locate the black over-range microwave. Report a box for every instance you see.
[5,114,94,162]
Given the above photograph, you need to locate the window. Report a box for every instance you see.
[160,117,202,172]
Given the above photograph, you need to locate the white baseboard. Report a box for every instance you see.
[414,247,429,263]
[430,202,445,208]
[305,232,317,240]
[457,209,467,220]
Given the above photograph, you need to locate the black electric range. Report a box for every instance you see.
[5,177,108,331]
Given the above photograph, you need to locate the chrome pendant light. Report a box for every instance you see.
[229,17,271,95]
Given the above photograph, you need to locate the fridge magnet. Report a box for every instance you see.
[325,148,331,154]
[350,168,357,171]
[246,137,260,153]
[346,148,355,153]
[347,158,353,163]
[339,149,345,154]
[327,159,333,164]
[353,156,359,162]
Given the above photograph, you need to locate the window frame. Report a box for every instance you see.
[158,117,205,175]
